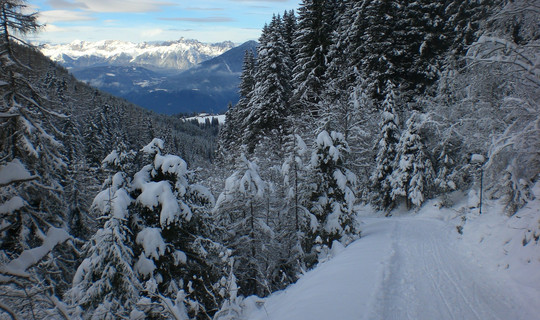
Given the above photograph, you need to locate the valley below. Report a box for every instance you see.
[40,39,258,115]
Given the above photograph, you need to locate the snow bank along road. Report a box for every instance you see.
[247,217,540,320]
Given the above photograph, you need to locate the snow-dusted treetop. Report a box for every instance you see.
[312,131,350,165]
[215,155,267,210]
[141,138,165,155]
[183,114,226,125]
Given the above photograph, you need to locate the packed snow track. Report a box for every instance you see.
[246,217,540,320]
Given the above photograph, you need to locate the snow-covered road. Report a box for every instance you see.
[245,217,540,320]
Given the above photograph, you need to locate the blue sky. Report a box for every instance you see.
[30,0,299,44]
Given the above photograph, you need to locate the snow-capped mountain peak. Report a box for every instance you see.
[40,38,235,71]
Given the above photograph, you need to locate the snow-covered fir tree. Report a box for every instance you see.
[281,10,298,61]
[0,0,67,255]
[292,0,335,116]
[390,114,435,209]
[306,131,357,264]
[282,133,311,235]
[280,132,313,273]
[252,132,304,291]
[0,1,74,317]
[217,49,256,162]
[244,14,293,152]
[212,259,241,320]
[214,155,269,297]
[370,82,401,211]
[67,140,229,319]
[66,160,140,320]
[129,138,226,319]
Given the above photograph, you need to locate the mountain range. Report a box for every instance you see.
[40,38,234,72]
[40,39,257,115]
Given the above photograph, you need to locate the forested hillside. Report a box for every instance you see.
[0,0,538,319]
[0,1,219,318]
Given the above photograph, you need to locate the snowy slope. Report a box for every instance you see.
[39,38,234,71]
[460,182,540,289]
[240,206,540,320]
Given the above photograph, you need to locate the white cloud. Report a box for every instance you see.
[180,27,261,43]
[159,17,234,23]
[31,0,297,44]
[38,10,96,23]
[33,25,261,45]
[141,28,163,38]
[75,0,175,13]
[230,0,289,2]
[103,20,119,25]
[43,24,68,32]
[47,0,88,10]
[184,7,224,11]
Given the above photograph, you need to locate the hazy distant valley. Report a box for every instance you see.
[40,38,258,114]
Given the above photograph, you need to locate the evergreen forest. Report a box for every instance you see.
[0,0,538,319]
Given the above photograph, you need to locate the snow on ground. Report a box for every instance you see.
[460,182,540,306]
[240,190,540,320]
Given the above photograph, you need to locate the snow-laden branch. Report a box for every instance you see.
[0,228,70,278]
[0,159,38,187]
[0,112,18,118]
[467,36,540,88]
[490,0,540,20]
[0,301,19,320]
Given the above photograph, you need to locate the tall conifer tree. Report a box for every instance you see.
[244,15,293,152]
[292,0,336,116]
[370,82,401,211]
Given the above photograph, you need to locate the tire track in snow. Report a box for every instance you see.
[424,226,483,320]
[427,221,523,320]
[378,219,421,320]
[428,234,484,320]
[420,240,457,320]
